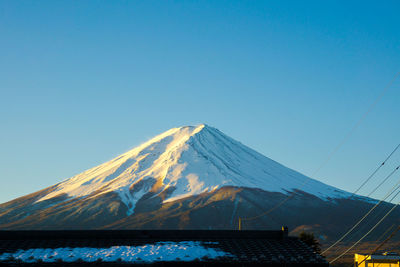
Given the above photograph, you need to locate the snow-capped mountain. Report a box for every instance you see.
[1,124,398,241]
[36,124,349,214]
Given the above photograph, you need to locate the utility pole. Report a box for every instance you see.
[238,217,242,231]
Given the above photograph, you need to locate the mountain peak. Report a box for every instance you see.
[174,123,210,134]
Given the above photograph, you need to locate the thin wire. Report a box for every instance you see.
[330,193,400,264]
[322,169,400,255]
[240,71,400,224]
[310,71,400,177]
[376,223,396,242]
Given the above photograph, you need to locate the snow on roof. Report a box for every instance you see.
[0,241,233,263]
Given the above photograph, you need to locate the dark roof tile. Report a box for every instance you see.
[0,230,328,266]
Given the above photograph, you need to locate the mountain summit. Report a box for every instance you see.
[36,124,348,215]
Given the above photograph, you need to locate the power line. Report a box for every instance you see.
[329,183,400,254]
[322,169,400,255]
[330,192,400,264]
[315,145,400,255]
[330,201,399,264]
[368,165,400,197]
[322,147,400,254]
[310,139,400,255]
[361,184,400,234]
[239,71,400,227]
[351,143,400,198]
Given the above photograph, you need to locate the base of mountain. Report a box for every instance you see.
[1,186,399,246]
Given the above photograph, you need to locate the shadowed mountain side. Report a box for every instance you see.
[103,187,400,242]
[0,191,127,230]
[0,185,64,226]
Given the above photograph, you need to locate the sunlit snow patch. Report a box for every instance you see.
[0,241,233,263]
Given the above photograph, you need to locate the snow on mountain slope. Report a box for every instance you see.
[36,124,351,215]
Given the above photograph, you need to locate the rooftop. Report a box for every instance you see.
[0,229,328,266]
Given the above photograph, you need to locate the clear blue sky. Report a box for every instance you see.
[1,1,400,204]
